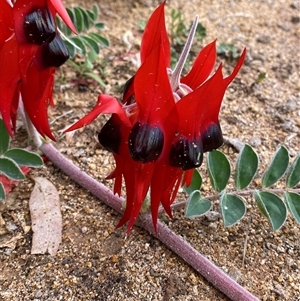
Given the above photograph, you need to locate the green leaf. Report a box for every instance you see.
[66,59,82,72]
[235,144,259,190]
[77,7,90,30]
[69,37,86,55]
[95,22,105,30]
[83,72,106,87]
[67,7,76,23]
[286,153,300,188]
[64,40,76,58]
[81,36,100,55]
[92,4,99,21]
[185,190,211,218]
[0,157,25,180]
[220,193,246,227]
[0,118,10,154]
[87,48,99,63]
[4,149,43,167]
[254,190,287,231]
[183,169,202,195]
[89,33,109,47]
[284,192,300,224]
[86,9,95,23]
[207,150,231,192]
[73,7,84,33]
[84,58,93,70]
[0,182,5,201]
[262,146,289,188]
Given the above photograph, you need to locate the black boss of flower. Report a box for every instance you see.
[128,122,164,163]
[169,136,203,170]
[201,123,223,153]
[24,7,56,45]
[40,35,69,69]
[98,116,122,154]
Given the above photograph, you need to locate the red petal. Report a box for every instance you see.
[174,48,246,147]
[134,42,175,126]
[150,165,182,231]
[66,94,131,132]
[140,0,170,65]
[181,40,217,89]
[0,36,20,136]
[21,62,56,140]
[0,0,13,46]
[224,48,247,86]
[175,65,223,136]
[48,0,77,33]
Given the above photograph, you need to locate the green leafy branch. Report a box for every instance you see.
[177,145,300,230]
[0,119,43,201]
[57,4,109,87]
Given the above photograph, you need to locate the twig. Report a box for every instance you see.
[40,142,260,301]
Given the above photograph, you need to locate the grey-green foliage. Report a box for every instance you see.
[0,119,43,201]
[184,144,300,230]
[56,4,109,86]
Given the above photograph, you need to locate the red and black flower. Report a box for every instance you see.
[0,0,75,139]
[67,0,246,233]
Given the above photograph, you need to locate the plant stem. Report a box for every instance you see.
[40,142,260,301]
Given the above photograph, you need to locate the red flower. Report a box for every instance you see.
[0,0,75,139]
[67,0,246,233]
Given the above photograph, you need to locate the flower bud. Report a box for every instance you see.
[170,137,203,170]
[128,122,164,163]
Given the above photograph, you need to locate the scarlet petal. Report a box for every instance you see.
[140,0,170,65]
[48,0,77,33]
[150,166,183,231]
[66,94,131,132]
[0,0,14,46]
[0,37,20,136]
[21,63,55,140]
[181,40,217,89]
[134,42,175,126]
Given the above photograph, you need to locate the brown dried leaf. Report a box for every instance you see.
[29,177,62,256]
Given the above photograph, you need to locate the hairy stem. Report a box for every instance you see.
[169,16,198,91]
[40,142,260,301]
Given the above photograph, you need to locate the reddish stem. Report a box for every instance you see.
[40,142,260,301]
